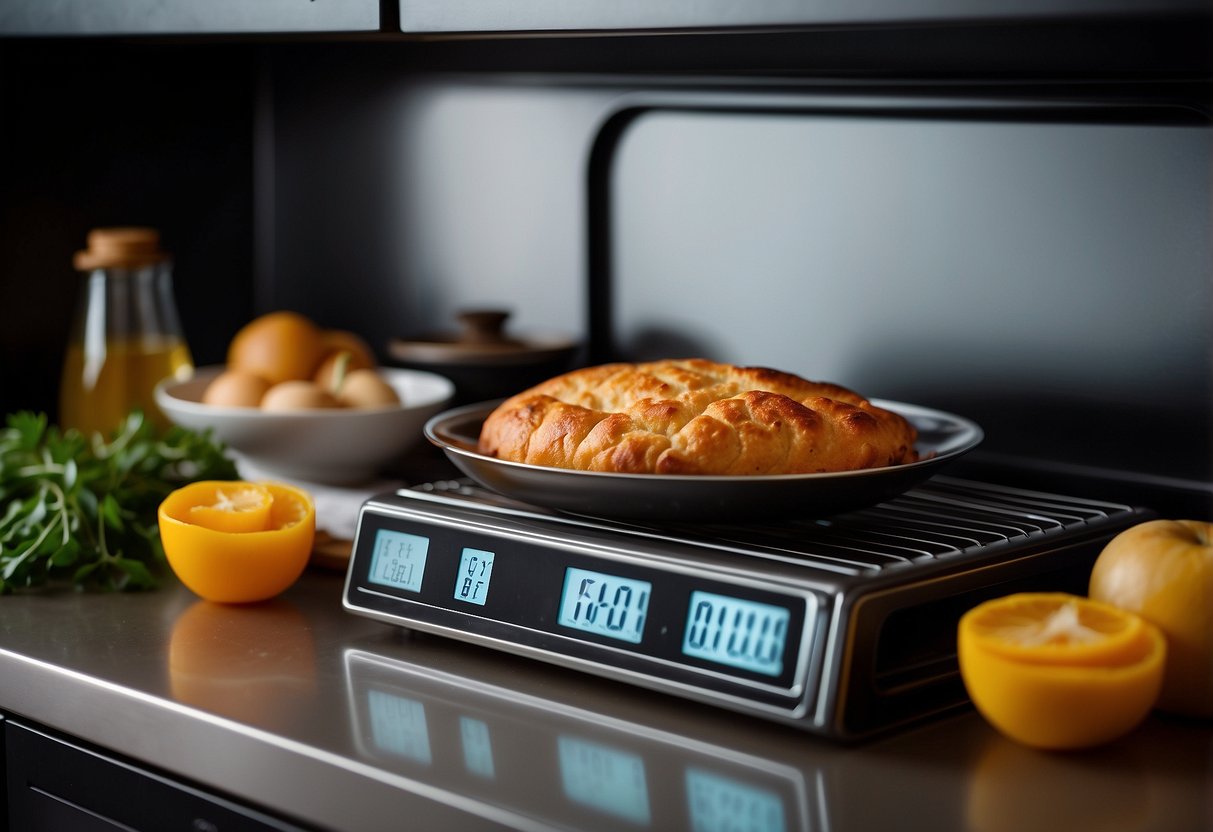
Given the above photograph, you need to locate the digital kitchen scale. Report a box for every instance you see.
[343,477,1149,740]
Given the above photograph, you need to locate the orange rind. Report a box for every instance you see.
[159,480,315,604]
[959,593,1165,750]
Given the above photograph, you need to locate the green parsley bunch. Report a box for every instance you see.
[0,410,237,593]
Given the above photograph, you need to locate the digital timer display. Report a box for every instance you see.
[681,591,791,677]
[453,547,495,606]
[367,529,430,593]
[557,567,651,644]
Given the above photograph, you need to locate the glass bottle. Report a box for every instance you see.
[59,227,194,437]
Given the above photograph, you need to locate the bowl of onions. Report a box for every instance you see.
[155,312,454,484]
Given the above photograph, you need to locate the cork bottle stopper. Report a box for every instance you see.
[73,227,168,270]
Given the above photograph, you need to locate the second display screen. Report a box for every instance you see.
[557,567,652,644]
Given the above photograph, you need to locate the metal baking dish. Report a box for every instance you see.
[424,400,983,521]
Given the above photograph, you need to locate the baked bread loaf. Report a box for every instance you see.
[478,358,918,476]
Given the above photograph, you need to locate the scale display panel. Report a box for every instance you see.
[344,495,821,713]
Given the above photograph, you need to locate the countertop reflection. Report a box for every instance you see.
[0,569,1207,832]
[168,599,320,729]
[340,633,1211,832]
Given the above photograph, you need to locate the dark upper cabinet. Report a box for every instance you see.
[0,0,380,35]
[1,0,1208,36]
[398,0,1208,33]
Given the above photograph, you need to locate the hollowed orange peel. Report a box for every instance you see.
[158,480,315,604]
[958,592,1165,750]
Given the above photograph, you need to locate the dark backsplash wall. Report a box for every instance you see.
[2,34,1210,487]
[0,40,258,418]
[260,47,1212,484]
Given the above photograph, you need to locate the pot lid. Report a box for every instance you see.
[389,310,578,367]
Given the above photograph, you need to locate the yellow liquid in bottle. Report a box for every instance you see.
[59,337,194,438]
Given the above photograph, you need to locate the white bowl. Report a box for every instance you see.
[155,366,455,484]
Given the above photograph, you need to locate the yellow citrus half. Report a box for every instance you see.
[959,593,1165,750]
[159,480,315,604]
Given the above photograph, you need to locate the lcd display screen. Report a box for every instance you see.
[367,529,430,593]
[681,591,790,676]
[453,547,495,606]
[557,567,651,644]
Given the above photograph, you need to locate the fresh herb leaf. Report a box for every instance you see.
[0,409,238,593]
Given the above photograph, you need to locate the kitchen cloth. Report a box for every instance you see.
[234,457,398,542]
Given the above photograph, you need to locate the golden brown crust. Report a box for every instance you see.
[478,358,918,475]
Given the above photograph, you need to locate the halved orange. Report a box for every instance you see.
[959,593,1165,750]
[159,480,315,604]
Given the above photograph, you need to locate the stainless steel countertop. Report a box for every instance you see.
[1,569,1208,831]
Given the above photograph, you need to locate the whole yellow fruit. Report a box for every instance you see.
[336,369,400,408]
[260,380,341,411]
[200,369,271,408]
[313,329,377,391]
[227,311,326,386]
[1089,519,1213,719]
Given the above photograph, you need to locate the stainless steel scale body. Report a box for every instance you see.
[343,477,1147,740]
